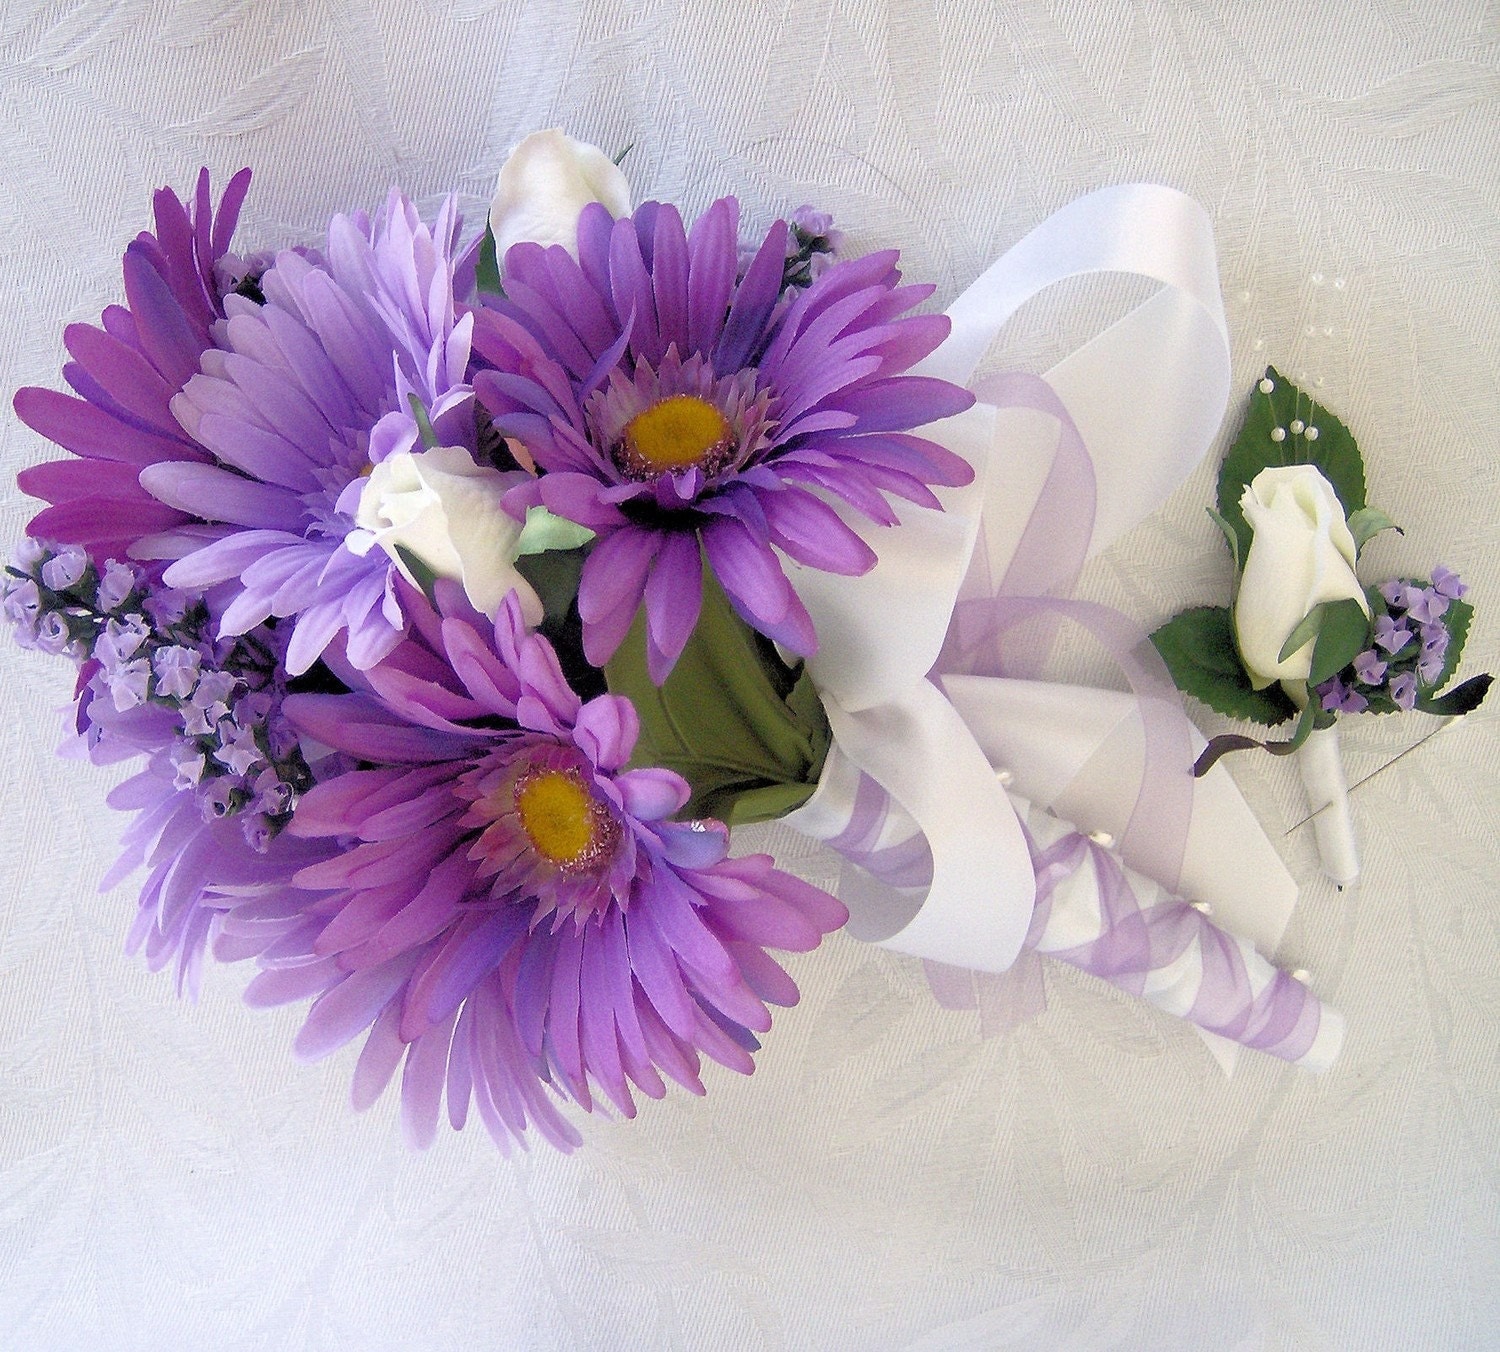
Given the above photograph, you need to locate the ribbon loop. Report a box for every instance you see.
[787,182,1237,978]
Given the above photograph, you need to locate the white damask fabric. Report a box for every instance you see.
[1,3,1496,1349]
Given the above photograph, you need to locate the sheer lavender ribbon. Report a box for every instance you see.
[780,183,1342,1068]
[1021,812,1334,1066]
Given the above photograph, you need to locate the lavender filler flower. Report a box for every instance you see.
[1316,569,1471,715]
[4,541,328,994]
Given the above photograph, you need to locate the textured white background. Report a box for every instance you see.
[1,2,1497,1349]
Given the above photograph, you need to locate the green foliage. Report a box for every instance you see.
[475,225,503,297]
[1428,596,1473,693]
[516,506,595,556]
[1150,605,1298,726]
[1347,506,1401,551]
[407,393,439,450]
[1307,597,1373,686]
[392,544,439,602]
[604,571,831,824]
[1216,367,1367,564]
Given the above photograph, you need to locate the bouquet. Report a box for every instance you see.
[6,130,1352,1153]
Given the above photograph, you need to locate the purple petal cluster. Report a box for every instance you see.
[472,196,974,679]
[16,170,253,565]
[141,192,477,674]
[1315,569,1469,717]
[7,540,314,842]
[248,593,846,1150]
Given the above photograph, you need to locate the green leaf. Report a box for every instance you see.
[1150,605,1298,726]
[1276,604,1326,666]
[392,544,439,602]
[475,225,503,297]
[1217,366,1367,564]
[1347,506,1401,551]
[1427,596,1474,692]
[514,547,586,627]
[407,393,439,450]
[515,506,595,556]
[604,568,831,823]
[1307,597,1372,686]
[1415,672,1492,717]
[1206,506,1240,570]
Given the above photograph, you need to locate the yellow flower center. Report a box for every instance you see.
[514,768,611,868]
[621,395,730,476]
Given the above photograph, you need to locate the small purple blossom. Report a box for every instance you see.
[170,741,207,789]
[1418,651,1446,683]
[1389,671,1418,710]
[34,611,74,655]
[13,538,47,570]
[200,778,241,820]
[240,812,274,854]
[108,659,152,711]
[1378,578,1406,607]
[1317,676,1368,714]
[143,588,190,629]
[96,561,139,612]
[184,671,239,736]
[97,615,150,669]
[1352,649,1387,685]
[40,546,87,591]
[1405,586,1449,624]
[250,766,294,817]
[1432,565,1467,600]
[1373,614,1412,655]
[215,723,264,777]
[153,644,202,699]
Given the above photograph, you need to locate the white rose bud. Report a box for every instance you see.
[348,446,543,626]
[1234,464,1369,689]
[489,128,632,261]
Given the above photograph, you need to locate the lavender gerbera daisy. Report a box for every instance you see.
[471,197,974,680]
[254,591,846,1150]
[16,169,252,563]
[138,191,478,674]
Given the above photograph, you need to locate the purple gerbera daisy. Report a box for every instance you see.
[471,197,974,680]
[16,169,252,564]
[256,591,846,1151]
[138,191,477,675]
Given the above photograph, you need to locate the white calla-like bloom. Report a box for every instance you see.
[1234,464,1369,689]
[488,128,632,260]
[348,446,542,625]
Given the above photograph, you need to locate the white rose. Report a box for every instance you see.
[347,446,542,625]
[488,128,632,260]
[1234,465,1369,689]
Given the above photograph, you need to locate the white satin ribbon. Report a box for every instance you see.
[785,184,1247,976]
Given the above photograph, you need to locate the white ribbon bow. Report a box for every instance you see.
[784,184,1300,979]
